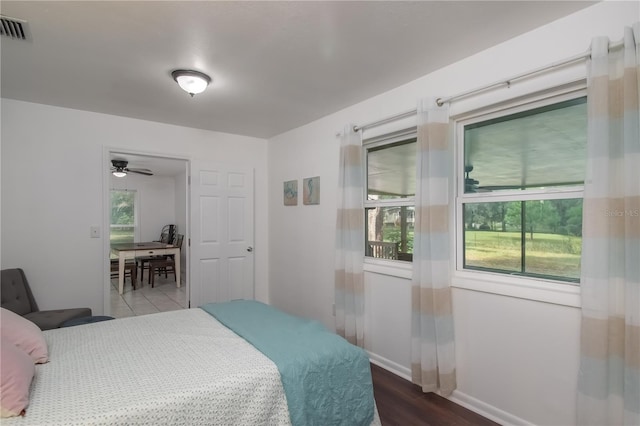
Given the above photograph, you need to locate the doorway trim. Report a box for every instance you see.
[102,146,191,316]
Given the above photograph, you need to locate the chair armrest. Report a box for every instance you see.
[24,308,92,330]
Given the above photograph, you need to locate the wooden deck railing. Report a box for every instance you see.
[366,241,400,260]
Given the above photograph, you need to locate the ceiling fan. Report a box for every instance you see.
[465,165,580,192]
[110,159,153,177]
[464,165,482,193]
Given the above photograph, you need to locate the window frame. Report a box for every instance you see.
[363,127,417,267]
[451,84,587,306]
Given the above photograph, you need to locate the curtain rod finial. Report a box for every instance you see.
[436,98,444,107]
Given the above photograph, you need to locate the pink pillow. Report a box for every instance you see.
[0,338,35,417]
[0,308,48,364]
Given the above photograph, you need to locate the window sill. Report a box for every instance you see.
[364,258,412,280]
[363,259,581,307]
[451,270,581,308]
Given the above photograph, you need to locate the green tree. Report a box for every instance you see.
[485,202,507,231]
[525,200,560,237]
[565,203,583,236]
[111,191,135,225]
[465,203,492,230]
[505,202,522,231]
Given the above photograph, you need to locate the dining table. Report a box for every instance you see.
[111,242,181,295]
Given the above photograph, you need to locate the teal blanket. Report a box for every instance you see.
[200,300,374,426]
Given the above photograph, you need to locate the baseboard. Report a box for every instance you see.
[366,351,411,381]
[365,352,533,426]
[448,390,535,426]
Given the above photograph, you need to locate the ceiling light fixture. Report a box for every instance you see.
[171,69,211,97]
[112,170,127,178]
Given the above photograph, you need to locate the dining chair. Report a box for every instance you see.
[138,224,177,281]
[148,234,183,287]
[110,259,138,290]
[159,224,176,244]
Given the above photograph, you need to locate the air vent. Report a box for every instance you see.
[0,15,29,40]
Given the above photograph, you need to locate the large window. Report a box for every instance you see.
[365,132,416,262]
[110,190,137,244]
[457,94,586,283]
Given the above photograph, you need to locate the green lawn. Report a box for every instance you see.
[465,230,581,280]
[109,228,134,244]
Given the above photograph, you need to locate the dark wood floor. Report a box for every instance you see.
[370,364,500,426]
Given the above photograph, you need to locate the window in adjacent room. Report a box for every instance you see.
[110,189,138,244]
[364,130,417,262]
[457,93,586,283]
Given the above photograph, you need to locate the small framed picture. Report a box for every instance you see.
[283,180,298,206]
[303,176,320,205]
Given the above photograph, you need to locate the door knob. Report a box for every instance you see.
[247,246,253,252]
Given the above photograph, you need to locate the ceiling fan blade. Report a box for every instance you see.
[477,180,583,191]
[477,185,523,190]
[126,168,154,176]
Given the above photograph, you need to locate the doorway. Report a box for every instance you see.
[104,149,190,317]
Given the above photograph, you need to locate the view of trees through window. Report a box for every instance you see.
[110,190,136,244]
[463,198,582,281]
[366,205,415,261]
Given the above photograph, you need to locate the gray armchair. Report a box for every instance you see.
[1,268,91,330]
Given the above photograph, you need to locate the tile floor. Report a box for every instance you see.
[110,274,188,318]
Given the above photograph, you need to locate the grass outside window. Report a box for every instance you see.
[463,199,582,282]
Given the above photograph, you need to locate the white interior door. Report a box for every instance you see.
[190,161,254,307]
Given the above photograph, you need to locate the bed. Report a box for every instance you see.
[3,300,380,425]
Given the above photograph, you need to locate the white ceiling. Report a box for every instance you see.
[1,1,596,140]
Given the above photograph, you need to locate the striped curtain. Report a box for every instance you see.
[577,23,639,426]
[411,98,456,396]
[335,124,365,347]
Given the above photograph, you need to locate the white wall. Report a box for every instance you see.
[1,100,269,315]
[267,3,638,425]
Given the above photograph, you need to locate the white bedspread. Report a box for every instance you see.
[6,309,292,425]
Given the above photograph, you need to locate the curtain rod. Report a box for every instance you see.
[435,50,590,106]
[439,39,625,106]
[353,109,416,132]
[351,40,624,133]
